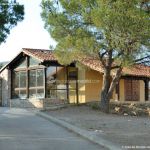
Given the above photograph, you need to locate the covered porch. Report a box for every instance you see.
[115,76,150,103]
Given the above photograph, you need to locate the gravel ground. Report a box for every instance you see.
[45,105,150,148]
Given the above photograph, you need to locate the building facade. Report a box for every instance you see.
[0,48,150,108]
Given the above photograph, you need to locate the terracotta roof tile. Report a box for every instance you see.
[22,48,56,62]
[78,56,150,78]
[22,48,150,78]
[122,65,150,78]
[78,57,104,73]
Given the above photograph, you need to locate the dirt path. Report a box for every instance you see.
[45,105,150,148]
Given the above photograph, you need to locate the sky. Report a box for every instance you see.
[0,0,56,62]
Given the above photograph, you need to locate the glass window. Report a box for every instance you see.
[29,70,36,87]
[69,80,76,89]
[12,67,44,99]
[57,67,67,89]
[20,90,27,99]
[69,90,77,103]
[13,90,19,99]
[47,67,57,89]
[68,67,77,80]
[57,90,67,100]
[29,57,40,66]
[15,58,26,69]
[29,88,44,99]
[20,71,26,88]
[29,69,44,87]
[12,71,27,99]
[37,89,44,98]
[29,69,44,99]
[14,72,19,88]
[47,67,57,79]
[37,70,44,86]
[29,89,36,98]
[47,89,57,99]
[68,67,77,103]
[46,66,67,100]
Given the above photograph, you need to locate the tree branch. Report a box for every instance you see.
[98,51,107,67]
[134,55,150,63]
[111,65,121,70]
[107,67,122,99]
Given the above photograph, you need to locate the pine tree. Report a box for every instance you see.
[0,0,24,44]
[41,0,150,113]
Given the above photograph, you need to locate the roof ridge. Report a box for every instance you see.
[22,48,53,52]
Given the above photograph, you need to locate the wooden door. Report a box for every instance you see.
[124,79,139,101]
[125,80,132,101]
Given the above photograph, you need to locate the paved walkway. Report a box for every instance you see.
[0,107,106,150]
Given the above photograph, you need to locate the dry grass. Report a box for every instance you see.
[87,101,150,117]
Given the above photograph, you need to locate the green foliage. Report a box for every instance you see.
[0,0,24,44]
[41,0,150,67]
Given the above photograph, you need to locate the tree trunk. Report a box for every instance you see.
[100,90,110,113]
[100,67,122,113]
[100,67,111,113]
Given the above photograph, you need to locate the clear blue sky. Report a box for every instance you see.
[0,0,56,62]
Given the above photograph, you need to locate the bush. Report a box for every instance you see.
[87,101,150,117]
[109,102,150,117]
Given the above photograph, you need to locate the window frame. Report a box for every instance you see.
[46,66,68,99]
[12,71,27,99]
[29,69,45,98]
[12,56,45,99]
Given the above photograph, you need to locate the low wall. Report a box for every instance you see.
[43,98,68,109]
[8,98,68,108]
[9,99,44,108]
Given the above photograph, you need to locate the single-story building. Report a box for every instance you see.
[0,48,149,108]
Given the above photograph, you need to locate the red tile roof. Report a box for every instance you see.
[122,65,150,78]
[80,58,150,78]
[1,48,148,78]
[22,48,150,78]
[78,56,105,73]
[22,48,56,62]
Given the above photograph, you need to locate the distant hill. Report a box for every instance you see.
[0,61,8,69]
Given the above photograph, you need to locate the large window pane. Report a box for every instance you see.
[69,80,76,89]
[37,70,44,86]
[15,58,26,69]
[57,90,67,100]
[20,90,27,99]
[57,67,67,89]
[47,89,57,98]
[29,69,44,99]
[46,66,67,100]
[20,71,26,88]
[12,68,45,99]
[29,57,40,67]
[29,70,36,87]
[68,67,77,103]
[37,89,44,98]
[14,72,19,88]
[12,90,19,99]
[47,67,57,89]
[68,67,77,80]
[12,71,27,99]
[29,89,36,98]
[69,90,77,103]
